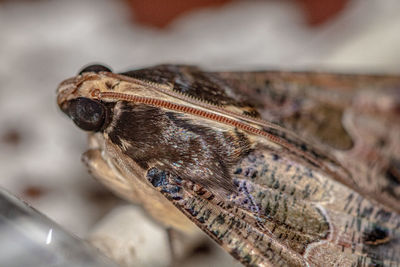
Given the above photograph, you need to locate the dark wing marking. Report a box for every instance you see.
[146,167,307,267]
[107,102,251,198]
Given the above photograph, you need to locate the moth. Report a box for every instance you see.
[57,64,400,266]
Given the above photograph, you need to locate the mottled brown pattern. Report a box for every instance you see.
[57,64,400,267]
[107,101,250,196]
[122,65,260,116]
[218,70,400,213]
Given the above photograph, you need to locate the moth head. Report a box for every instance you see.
[56,64,116,132]
[57,64,171,133]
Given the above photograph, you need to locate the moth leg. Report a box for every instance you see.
[82,149,135,202]
[83,147,200,231]
[83,150,207,261]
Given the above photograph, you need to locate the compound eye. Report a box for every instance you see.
[67,97,106,131]
[79,64,112,75]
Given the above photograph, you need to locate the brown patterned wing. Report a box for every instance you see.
[57,65,400,266]
[216,71,400,214]
[146,167,308,267]
[215,71,400,148]
[146,145,400,266]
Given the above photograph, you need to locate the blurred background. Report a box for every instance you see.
[0,0,399,266]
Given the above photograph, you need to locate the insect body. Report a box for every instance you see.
[57,64,400,266]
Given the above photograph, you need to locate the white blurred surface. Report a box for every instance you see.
[0,0,399,265]
[89,205,171,267]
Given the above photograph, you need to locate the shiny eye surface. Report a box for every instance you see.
[67,98,106,131]
[79,64,112,75]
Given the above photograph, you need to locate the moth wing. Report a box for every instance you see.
[147,144,400,267]
[214,70,400,213]
[214,71,400,147]
[231,147,400,267]
[146,167,307,267]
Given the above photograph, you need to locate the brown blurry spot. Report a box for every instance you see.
[126,0,349,28]
[84,187,120,218]
[295,0,350,25]
[125,0,233,28]
[87,187,119,205]
[23,186,46,199]
[190,241,212,256]
[1,129,22,146]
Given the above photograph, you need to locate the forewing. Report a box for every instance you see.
[132,69,400,266]
[147,144,400,267]
[146,167,307,267]
[215,71,400,148]
[215,71,400,213]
